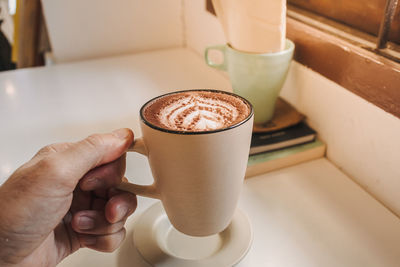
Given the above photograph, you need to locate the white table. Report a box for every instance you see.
[1,48,400,267]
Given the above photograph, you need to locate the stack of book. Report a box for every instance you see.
[245,121,326,178]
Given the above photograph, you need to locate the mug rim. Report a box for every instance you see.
[227,39,295,57]
[139,89,254,135]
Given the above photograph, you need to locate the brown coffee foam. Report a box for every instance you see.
[143,91,250,132]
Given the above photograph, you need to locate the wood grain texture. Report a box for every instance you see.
[287,17,400,119]
[17,0,42,68]
[288,0,400,44]
[253,98,305,133]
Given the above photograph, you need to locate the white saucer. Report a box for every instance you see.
[133,201,253,267]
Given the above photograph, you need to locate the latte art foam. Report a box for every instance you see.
[143,91,251,132]
[159,95,238,131]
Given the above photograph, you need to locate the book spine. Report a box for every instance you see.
[245,144,326,178]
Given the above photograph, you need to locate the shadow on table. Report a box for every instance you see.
[117,222,151,267]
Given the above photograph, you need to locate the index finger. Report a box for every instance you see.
[79,154,126,191]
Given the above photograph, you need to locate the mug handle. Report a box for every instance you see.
[116,138,160,199]
[204,45,227,71]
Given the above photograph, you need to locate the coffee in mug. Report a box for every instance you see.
[118,89,253,236]
[142,90,251,132]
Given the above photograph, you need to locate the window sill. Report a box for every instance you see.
[287,16,400,119]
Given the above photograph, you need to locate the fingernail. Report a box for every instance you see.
[82,236,97,246]
[112,128,130,140]
[116,205,129,221]
[78,215,95,230]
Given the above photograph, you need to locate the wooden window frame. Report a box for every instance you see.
[206,1,400,119]
[15,0,50,68]
[288,0,400,46]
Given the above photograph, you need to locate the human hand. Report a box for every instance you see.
[0,129,137,267]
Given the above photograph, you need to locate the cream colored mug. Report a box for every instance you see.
[117,89,254,236]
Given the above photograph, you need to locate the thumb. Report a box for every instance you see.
[53,128,133,186]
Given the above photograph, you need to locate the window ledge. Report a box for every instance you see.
[287,16,400,119]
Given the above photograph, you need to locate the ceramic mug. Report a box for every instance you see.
[117,89,254,236]
[205,39,294,124]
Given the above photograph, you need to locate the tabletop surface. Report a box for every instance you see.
[1,48,400,267]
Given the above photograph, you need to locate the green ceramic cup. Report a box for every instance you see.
[205,39,294,124]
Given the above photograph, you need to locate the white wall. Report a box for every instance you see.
[42,0,184,62]
[0,0,14,44]
[183,0,400,217]
[281,62,400,217]
[183,0,226,55]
